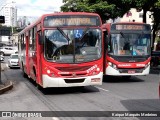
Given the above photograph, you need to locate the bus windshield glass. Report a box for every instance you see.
[108,33,151,56]
[44,28,102,63]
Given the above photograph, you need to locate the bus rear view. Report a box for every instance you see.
[103,22,151,77]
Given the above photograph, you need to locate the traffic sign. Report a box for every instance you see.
[0,16,5,23]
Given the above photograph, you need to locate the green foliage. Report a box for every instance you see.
[61,0,132,22]
[155,0,160,6]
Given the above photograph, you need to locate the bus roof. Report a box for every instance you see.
[102,22,151,32]
[19,12,101,35]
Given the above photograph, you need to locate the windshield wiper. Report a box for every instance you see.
[79,27,90,41]
[120,31,125,38]
[79,27,90,47]
[57,27,70,44]
[138,31,144,40]
[120,31,128,41]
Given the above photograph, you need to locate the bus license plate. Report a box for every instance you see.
[128,70,135,74]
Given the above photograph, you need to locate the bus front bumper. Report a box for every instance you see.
[42,72,103,88]
[105,65,150,76]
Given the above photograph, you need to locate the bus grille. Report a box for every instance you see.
[64,78,85,83]
[60,73,87,77]
[56,65,92,72]
[118,68,144,73]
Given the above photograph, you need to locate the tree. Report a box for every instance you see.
[125,0,160,47]
[132,0,157,23]
[150,0,160,47]
[134,0,160,47]
[61,0,132,23]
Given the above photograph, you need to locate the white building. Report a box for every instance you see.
[107,8,153,27]
[0,1,17,27]
[120,8,153,26]
[0,1,17,44]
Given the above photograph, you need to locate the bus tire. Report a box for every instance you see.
[22,63,27,78]
[33,67,36,81]
[36,84,43,90]
[23,70,28,78]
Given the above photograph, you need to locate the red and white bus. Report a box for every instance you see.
[18,12,104,88]
[102,22,151,78]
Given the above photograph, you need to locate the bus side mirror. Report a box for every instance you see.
[38,34,43,45]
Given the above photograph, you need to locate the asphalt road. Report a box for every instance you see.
[0,56,160,120]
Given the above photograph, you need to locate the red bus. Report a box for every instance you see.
[18,12,104,88]
[102,22,151,78]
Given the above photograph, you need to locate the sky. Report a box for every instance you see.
[0,0,64,17]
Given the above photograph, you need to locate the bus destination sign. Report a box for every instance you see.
[115,24,144,30]
[44,16,100,27]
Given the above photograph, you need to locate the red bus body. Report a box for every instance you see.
[18,12,103,88]
[102,22,151,76]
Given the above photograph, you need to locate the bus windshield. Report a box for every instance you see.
[44,28,102,63]
[108,33,151,56]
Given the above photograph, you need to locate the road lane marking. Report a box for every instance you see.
[95,86,109,92]
[52,117,60,120]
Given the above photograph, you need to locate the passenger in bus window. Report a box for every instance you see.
[88,31,97,46]
[45,36,56,58]
[81,33,90,46]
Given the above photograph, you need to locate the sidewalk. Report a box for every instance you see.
[0,63,13,94]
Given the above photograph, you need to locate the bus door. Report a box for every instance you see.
[28,28,36,80]
[25,34,30,75]
[21,34,27,74]
[35,31,42,85]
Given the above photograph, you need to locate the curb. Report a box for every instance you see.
[0,81,13,95]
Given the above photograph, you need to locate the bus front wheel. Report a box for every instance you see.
[22,63,27,78]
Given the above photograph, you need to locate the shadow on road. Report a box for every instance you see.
[150,67,160,75]
[9,67,20,70]
[121,99,160,120]
[0,61,6,63]
[103,75,144,83]
[41,86,100,95]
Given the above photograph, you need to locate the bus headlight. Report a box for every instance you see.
[97,68,100,71]
[113,64,117,69]
[44,67,58,77]
[145,62,150,68]
[108,62,112,66]
[87,65,101,76]
[47,70,51,74]
[108,62,117,69]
